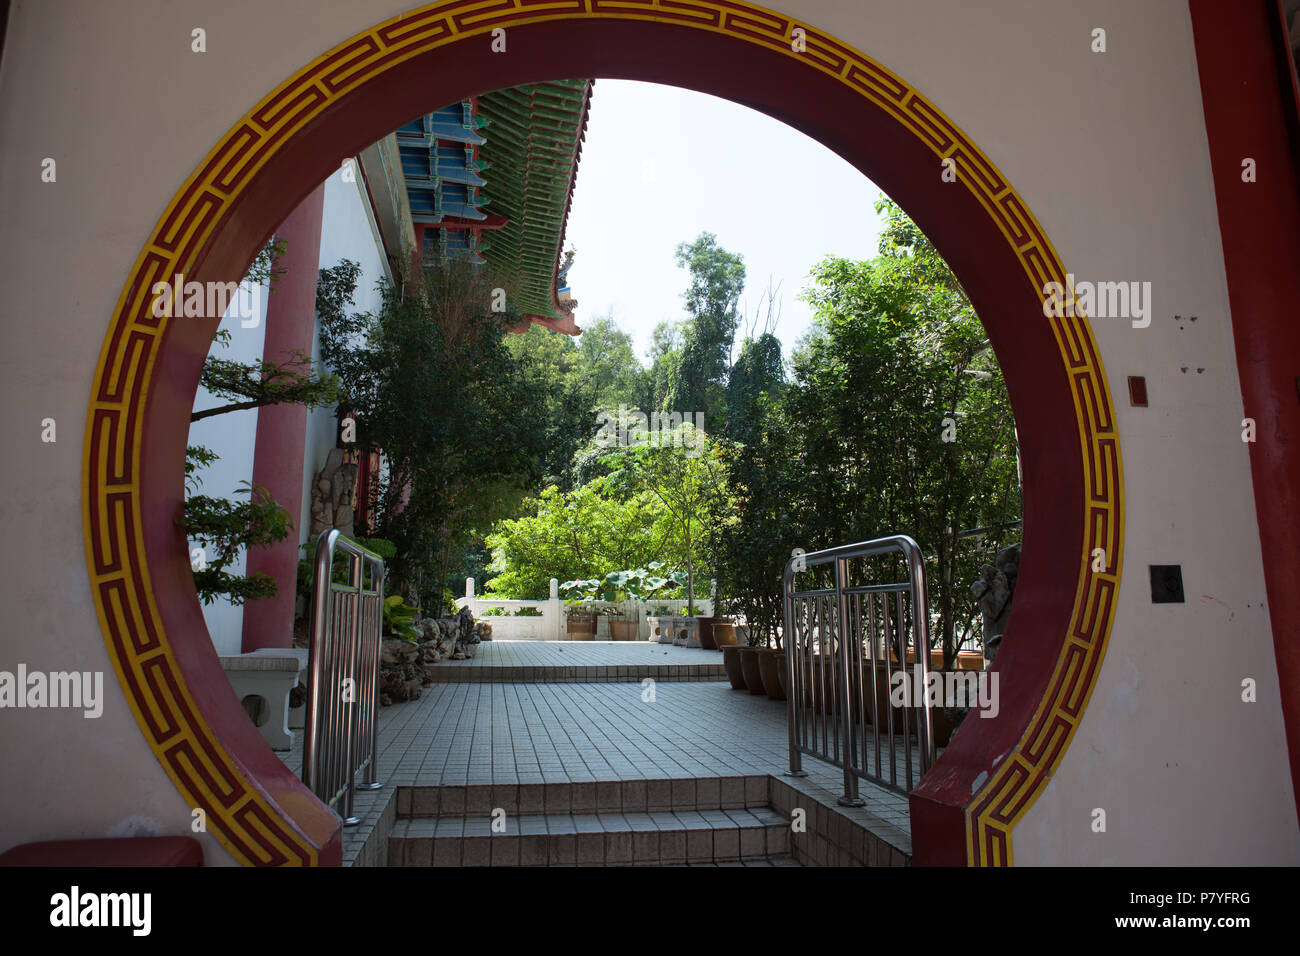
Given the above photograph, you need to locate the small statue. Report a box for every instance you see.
[970,542,1020,663]
[307,449,359,538]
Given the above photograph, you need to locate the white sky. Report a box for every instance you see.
[563,80,887,363]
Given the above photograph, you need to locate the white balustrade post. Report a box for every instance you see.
[548,578,561,641]
[466,577,476,616]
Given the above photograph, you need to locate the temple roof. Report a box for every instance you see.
[387,81,592,336]
[475,79,592,331]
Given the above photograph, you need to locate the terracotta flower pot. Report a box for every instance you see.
[907,648,985,671]
[609,619,638,641]
[712,622,737,647]
[720,645,747,690]
[567,618,596,641]
[860,661,956,747]
[697,616,726,650]
[737,645,767,695]
[758,649,786,700]
[794,655,843,715]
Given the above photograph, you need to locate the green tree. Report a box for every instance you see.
[724,331,784,444]
[576,313,645,411]
[183,238,306,605]
[603,422,729,614]
[642,320,684,414]
[706,395,798,647]
[182,454,293,606]
[319,258,552,605]
[787,197,1020,667]
[667,233,746,426]
[504,322,592,490]
[484,476,682,599]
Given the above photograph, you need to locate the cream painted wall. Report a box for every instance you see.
[0,0,1294,864]
[187,281,269,657]
[301,163,394,548]
[184,162,391,658]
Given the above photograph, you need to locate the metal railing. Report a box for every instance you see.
[783,535,935,805]
[302,529,384,825]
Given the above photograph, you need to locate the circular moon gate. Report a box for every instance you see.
[82,0,1122,866]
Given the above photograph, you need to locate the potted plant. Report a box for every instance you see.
[696,591,730,651]
[736,640,767,695]
[602,601,638,641]
[559,579,600,640]
[565,604,597,640]
[709,592,738,648]
[757,640,786,700]
[601,565,684,642]
[721,642,747,689]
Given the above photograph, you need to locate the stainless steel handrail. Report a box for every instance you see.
[783,534,934,805]
[302,529,384,826]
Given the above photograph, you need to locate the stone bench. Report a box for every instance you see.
[219,648,308,751]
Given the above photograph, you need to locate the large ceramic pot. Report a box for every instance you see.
[609,619,638,641]
[907,648,985,671]
[860,660,957,747]
[737,645,767,695]
[758,649,786,700]
[794,655,842,715]
[712,622,737,647]
[720,645,747,690]
[567,617,596,641]
[697,616,728,651]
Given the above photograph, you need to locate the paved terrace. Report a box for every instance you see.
[421,639,727,682]
[279,642,919,866]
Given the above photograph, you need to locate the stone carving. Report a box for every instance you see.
[308,447,358,539]
[970,542,1021,663]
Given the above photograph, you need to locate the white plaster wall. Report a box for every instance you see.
[185,282,269,657]
[0,0,1294,865]
[301,166,393,548]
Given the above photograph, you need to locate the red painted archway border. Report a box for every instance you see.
[1190,0,1300,828]
[82,0,1122,866]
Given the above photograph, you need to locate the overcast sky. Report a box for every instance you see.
[562,80,886,363]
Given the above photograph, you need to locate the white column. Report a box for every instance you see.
[547,578,561,640]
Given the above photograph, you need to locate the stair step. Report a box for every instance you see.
[667,855,803,867]
[398,776,772,818]
[389,808,792,866]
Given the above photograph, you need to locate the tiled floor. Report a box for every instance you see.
[421,639,728,682]
[442,641,721,668]
[280,642,918,865]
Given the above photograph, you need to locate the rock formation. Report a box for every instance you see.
[376,606,482,705]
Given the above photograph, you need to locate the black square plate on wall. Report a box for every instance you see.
[1150,564,1185,603]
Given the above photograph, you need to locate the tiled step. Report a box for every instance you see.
[397,775,772,818]
[670,856,802,867]
[388,807,791,866]
[421,663,727,683]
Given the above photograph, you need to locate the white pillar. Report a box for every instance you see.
[547,578,561,640]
